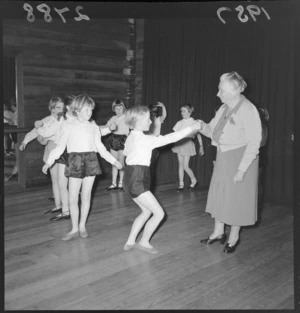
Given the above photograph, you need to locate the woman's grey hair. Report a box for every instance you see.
[220,71,247,93]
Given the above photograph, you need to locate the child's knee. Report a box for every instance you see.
[156,210,165,221]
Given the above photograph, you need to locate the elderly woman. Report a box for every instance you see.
[199,72,262,253]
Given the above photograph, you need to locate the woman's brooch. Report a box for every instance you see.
[229,117,236,125]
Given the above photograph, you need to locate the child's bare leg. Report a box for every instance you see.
[78,176,96,232]
[57,163,69,215]
[125,199,152,245]
[118,151,125,186]
[49,163,62,209]
[110,149,118,186]
[68,177,82,233]
[136,191,165,248]
[183,156,196,184]
[177,155,184,187]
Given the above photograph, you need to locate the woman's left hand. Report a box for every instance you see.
[233,170,245,184]
[114,160,123,170]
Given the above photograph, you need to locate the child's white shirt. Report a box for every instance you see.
[46,118,117,167]
[124,126,193,166]
[22,115,62,145]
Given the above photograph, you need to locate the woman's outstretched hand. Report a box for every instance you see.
[191,120,203,131]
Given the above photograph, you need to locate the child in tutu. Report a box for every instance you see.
[172,103,204,191]
[122,105,201,254]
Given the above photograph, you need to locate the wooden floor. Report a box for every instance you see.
[4,179,294,310]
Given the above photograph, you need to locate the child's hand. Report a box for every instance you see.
[199,146,204,156]
[191,120,202,131]
[109,122,117,131]
[157,101,164,107]
[42,163,50,174]
[19,142,27,151]
[35,120,43,129]
[114,160,122,170]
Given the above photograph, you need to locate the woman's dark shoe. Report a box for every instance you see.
[189,181,198,190]
[223,239,240,253]
[200,233,227,245]
[105,184,117,191]
[44,207,62,215]
[117,183,123,190]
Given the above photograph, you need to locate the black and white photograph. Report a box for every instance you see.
[2,0,299,310]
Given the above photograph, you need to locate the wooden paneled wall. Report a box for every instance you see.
[3,19,144,187]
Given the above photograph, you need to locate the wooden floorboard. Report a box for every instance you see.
[4,179,294,310]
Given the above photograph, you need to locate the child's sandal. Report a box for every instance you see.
[176,183,184,192]
[105,184,117,191]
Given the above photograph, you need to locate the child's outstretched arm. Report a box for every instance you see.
[36,116,63,139]
[42,126,68,174]
[99,116,117,136]
[19,128,39,151]
[152,120,202,149]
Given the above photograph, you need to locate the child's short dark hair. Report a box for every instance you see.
[64,95,76,107]
[181,103,194,114]
[112,99,126,112]
[125,105,149,129]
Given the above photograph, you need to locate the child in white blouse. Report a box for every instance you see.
[100,99,130,191]
[172,103,204,191]
[46,95,77,221]
[122,105,201,254]
[19,97,66,215]
[19,97,65,151]
[42,95,122,241]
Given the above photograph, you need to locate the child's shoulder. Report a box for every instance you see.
[41,114,54,122]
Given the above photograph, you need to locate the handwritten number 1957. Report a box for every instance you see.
[217,5,270,24]
[23,3,90,23]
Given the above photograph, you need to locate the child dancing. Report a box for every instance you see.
[101,99,129,191]
[47,95,77,221]
[42,95,122,240]
[172,103,204,191]
[123,105,201,254]
[19,97,66,215]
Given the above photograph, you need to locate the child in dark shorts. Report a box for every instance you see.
[122,105,201,254]
[42,95,122,241]
[100,99,130,191]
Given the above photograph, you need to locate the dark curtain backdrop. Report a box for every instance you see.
[142,15,294,204]
[3,56,15,103]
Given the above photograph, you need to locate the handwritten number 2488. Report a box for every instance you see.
[23,3,90,23]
